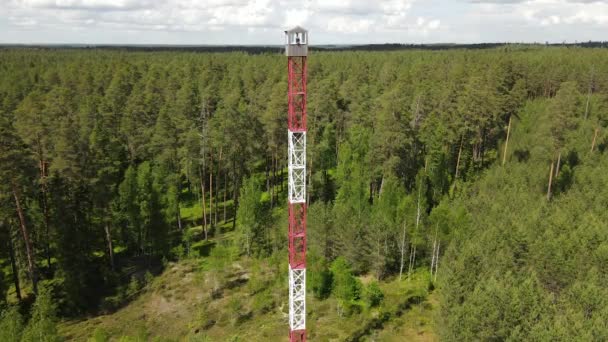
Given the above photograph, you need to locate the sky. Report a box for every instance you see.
[0,0,607,45]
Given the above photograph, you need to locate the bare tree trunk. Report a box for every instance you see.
[177,189,183,231]
[455,135,464,180]
[270,152,275,209]
[413,95,421,126]
[591,128,599,152]
[200,97,210,238]
[434,241,440,282]
[7,227,22,301]
[502,115,512,166]
[40,169,52,271]
[430,240,436,276]
[35,141,52,271]
[104,219,115,272]
[209,155,214,236]
[200,167,208,240]
[246,230,251,257]
[375,236,382,280]
[547,161,554,201]
[266,155,271,208]
[280,159,284,194]
[408,180,424,279]
[584,83,592,120]
[138,214,144,256]
[399,220,407,281]
[41,184,51,270]
[223,170,228,223]
[275,152,279,203]
[232,167,239,230]
[214,147,221,227]
[408,244,417,279]
[12,183,38,295]
[416,181,422,228]
[555,151,562,178]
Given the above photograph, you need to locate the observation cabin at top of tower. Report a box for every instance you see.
[285,26,308,57]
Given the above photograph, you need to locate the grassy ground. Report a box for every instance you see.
[373,292,439,342]
[58,255,438,341]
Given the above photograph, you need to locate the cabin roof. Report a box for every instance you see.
[285,26,308,34]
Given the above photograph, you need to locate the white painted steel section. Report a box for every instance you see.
[288,131,306,204]
[289,267,306,331]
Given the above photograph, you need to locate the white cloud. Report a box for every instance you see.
[12,0,158,10]
[283,8,311,27]
[327,16,374,33]
[0,0,605,44]
[1,0,442,43]
[472,0,608,27]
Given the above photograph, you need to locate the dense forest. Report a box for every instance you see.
[1,46,608,341]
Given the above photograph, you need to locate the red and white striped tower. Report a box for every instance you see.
[285,26,308,342]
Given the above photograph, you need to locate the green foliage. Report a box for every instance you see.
[328,257,364,317]
[185,334,212,342]
[308,201,335,260]
[21,287,61,342]
[126,277,141,299]
[207,243,238,272]
[0,267,6,308]
[370,175,405,279]
[439,98,608,340]
[137,162,169,256]
[549,81,582,151]
[117,165,141,251]
[116,325,149,342]
[144,271,154,288]
[235,177,263,257]
[0,306,24,342]
[333,127,372,273]
[88,328,110,342]
[251,289,274,315]
[227,297,244,326]
[364,281,384,308]
[308,254,333,300]
[330,258,362,303]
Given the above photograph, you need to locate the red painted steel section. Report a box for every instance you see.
[288,56,307,132]
[288,202,307,269]
[290,330,306,342]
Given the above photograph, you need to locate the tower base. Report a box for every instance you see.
[290,329,306,342]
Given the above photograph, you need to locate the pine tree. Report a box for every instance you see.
[0,116,38,295]
[370,175,404,279]
[14,90,54,269]
[333,126,372,273]
[549,81,582,180]
[0,306,24,341]
[0,263,6,307]
[117,165,141,253]
[137,162,168,256]
[235,177,263,257]
[21,287,61,342]
[89,119,125,271]
[50,174,96,312]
